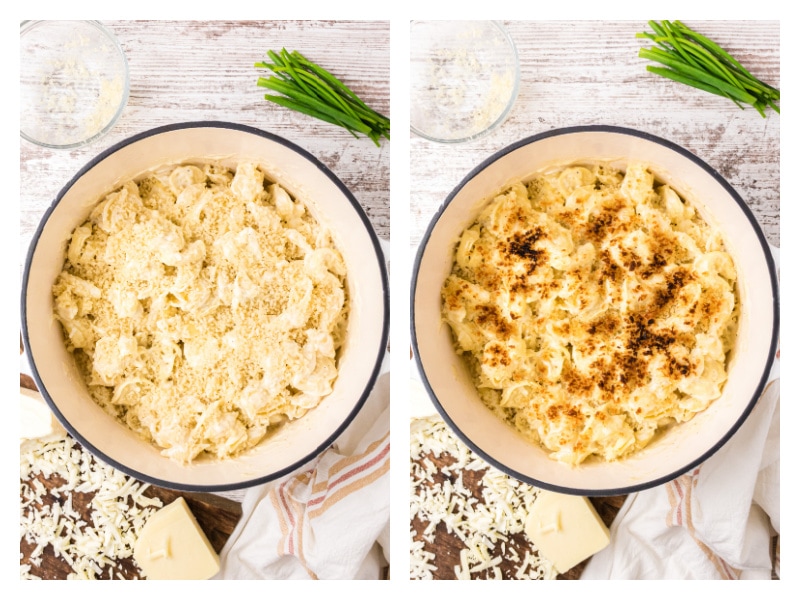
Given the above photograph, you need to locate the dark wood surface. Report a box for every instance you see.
[19,376,243,580]
[411,449,626,580]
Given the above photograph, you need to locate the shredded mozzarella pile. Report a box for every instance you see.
[410,416,557,580]
[20,434,163,580]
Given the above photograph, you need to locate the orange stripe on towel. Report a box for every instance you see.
[666,468,741,579]
[308,443,390,519]
[310,432,390,496]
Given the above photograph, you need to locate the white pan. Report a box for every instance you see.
[22,122,389,492]
[411,125,779,496]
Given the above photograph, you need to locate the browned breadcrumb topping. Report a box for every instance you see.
[441,163,739,465]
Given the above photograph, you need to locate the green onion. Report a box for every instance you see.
[636,20,779,117]
[255,48,390,146]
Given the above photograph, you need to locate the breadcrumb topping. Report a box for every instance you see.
[442,162,738,465]
[53,162,349,464]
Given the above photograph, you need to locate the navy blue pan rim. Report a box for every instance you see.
[410,124,780,497]
[20,120,390,493]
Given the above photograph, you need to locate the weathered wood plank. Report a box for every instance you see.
[411,20,780,249]
[20,20,390,272]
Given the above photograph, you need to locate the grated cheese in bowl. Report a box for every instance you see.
[410,415,557,580]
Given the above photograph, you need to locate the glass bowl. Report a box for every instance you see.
[410,20,520,143]
[20,21,130,149]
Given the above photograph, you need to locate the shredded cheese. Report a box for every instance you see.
[410,416,557,580]
[20,433,163,579]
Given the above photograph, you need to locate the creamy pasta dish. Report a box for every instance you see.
[441,162,738,465]
[53,162,349,464]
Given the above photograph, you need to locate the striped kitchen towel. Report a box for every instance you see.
[581,374,779,580]
[215,371,390,580]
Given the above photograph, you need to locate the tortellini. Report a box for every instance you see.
[442,162,738,466]
[53,162,348,464]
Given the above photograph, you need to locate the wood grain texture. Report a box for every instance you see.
[19,20,390,275]
[19,19,781,580]
[410,20,780,250]
[19,19,389,506]
[20,366,242,580]
[408,20,779,581]
[410,449,626,580]
[18,19,386,570]
[20,470,242,580]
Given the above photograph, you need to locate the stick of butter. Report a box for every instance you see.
[524,490,610,574]
[21,387,66,441]
[134,497,220,580]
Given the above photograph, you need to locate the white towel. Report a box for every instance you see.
[214,371,390,580]
[581,374,779,579]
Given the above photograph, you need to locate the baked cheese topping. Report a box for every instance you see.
[442,162,738,465]
[53,162,349,464]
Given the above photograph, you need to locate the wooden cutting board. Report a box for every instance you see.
[20,374,243,580]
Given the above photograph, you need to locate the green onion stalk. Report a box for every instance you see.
[256,49,390,146]
[637,20,779,117]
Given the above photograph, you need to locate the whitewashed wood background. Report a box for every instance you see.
[18,19,389,505]
[18,19,780,315]
[17,17,781,530]
[410,20,780,251]
[19,20,390,270]
[406,20,780,580]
